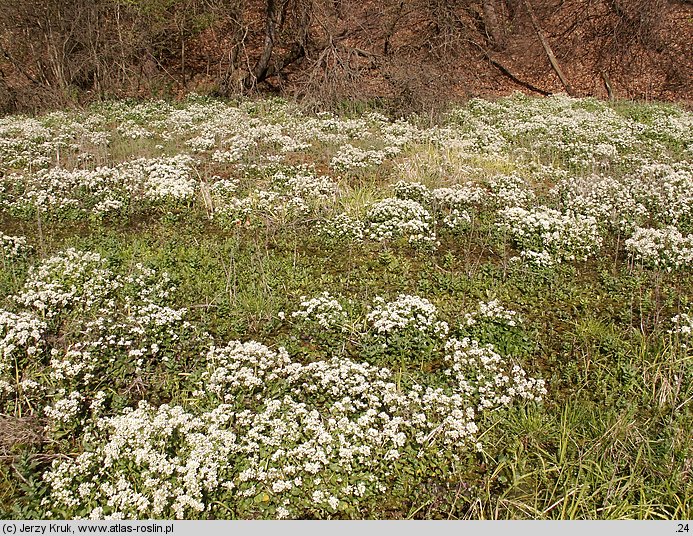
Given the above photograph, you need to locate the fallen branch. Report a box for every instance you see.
[488,56,551,96]
[0,43,40,86]
[522,0,574,95]
[468,37,551,96]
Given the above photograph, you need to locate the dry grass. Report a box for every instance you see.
[0,415,44,458]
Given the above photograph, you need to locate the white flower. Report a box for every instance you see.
[291,292,347,331]
[367,294,447,338]
[498,205,602,266]
[625,226,693,270]
[365,198,436,246]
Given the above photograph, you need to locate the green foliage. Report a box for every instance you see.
[0,95,691,519]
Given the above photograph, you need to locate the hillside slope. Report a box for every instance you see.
[0,0,691,112]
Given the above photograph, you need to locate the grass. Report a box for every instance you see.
[7,214,690,518]
[0,94,691,519]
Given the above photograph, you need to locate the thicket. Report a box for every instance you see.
[0,0,690,114]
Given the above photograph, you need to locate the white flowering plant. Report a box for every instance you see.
[0,310,47,407]
[1,94,691,519]
[1,234,32,263]
[14,249,121,321]
[330,144,399,173]
[551,163,693,233]
[318,213,365,243]
[393,181,432,205]
[463,299,521,328]
[2,167,132,221]
[289,292,350,347]
[393,180,481,235]
[2,248,198,429]
[365,198,437,248]
[625,226,693,271]
[42,301,546,519]
[498,206,603,267]
[459,300,532,359]
[359,294,448,367]
[209,165,340,231]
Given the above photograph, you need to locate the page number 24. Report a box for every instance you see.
[678,525,689,533]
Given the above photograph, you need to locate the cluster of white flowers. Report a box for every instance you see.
[552,174,647,232]
[50,323,186,430]
[129,155,198,202]
[271,167,339,201]
[498,206,603,267]
[486,175,535,208]
[1,234,31,261]
[431,184,487,209]
[391,181,484,233]
[318,213,365,242]
[44,312,546,520]
[289,173,339,200]
[117,120,154,140]
[441,209,472,232]
[22,252,550,518]
[669,313,693,337]
[365,198,436,246]
[43,402,236,519]
[444,337,546,410]
[208,178,239,200]
[14,249,119,318]
[202,340,293,398]
[43,341,476,519]
[367,295,449,339]
[464,300,521,327]
[0,116,55,169]
[5,247,188,424]
[624,226,693,270]
[44,390,85,424]
[0,310,45,363]
[210,135,258,162]
[318,181,484,246]
[186,134,215,152]
[290,292,347,331]
[0,110,111,170]
[210,165,340,229]
[551,163,693,232]
[393,181,432,205]
[2,154,201,219]
[632,163,693,228]
[3,166,133,218]
[330,144,399,172]
[40,307,192,428]
[0,310,47,395]
[447,95,640,170]
[79,302,192,369]
[394,180,485,212]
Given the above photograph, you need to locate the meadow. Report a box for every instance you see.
[0,94,691,519]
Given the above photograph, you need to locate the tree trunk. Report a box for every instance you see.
[244,0,292,89]
[483,0,506,49]
[601,70,614,100]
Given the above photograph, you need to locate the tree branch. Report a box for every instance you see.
[522,0,574,95]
